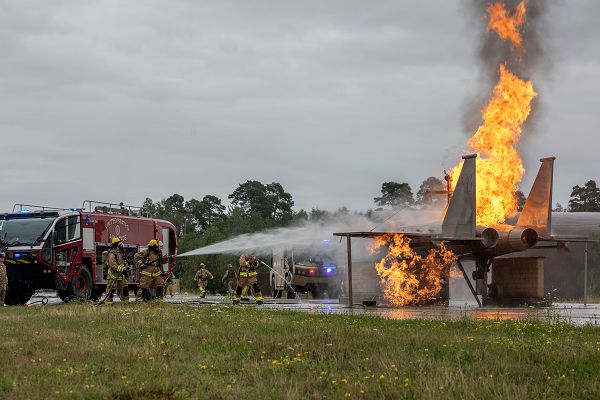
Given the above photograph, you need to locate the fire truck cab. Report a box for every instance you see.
[0,201,177,305]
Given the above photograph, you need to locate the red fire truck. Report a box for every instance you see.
[0,201,177,305]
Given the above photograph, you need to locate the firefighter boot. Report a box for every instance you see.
[233,286,243,304]
[136,288,150,302]
[104,290,115,305]
[255,293,264,305]
[156,286,164,301]
[120,285,130,303]
[241,286,250,302]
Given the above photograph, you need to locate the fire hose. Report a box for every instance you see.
[25,290,50,306]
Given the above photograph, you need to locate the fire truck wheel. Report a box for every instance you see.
[57,289,69,302]
[327,285,339,299]
[68,267,93,300]
[310,286,322,299]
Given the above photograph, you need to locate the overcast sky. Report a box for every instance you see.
[0,0,598,213]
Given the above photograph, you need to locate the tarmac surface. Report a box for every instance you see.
[25,290,600,326]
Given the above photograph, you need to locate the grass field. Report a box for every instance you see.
[1,304,600,399]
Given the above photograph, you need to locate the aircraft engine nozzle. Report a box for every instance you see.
[481,228,499,248]
[496,227,538,253]
[480,226,538,256]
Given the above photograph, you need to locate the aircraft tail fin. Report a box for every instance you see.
[516,157,555,238]
[442,154,477,238]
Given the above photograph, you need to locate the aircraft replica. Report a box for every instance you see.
[334,154,590,306]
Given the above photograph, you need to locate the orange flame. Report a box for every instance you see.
[487,0,527,50]
[452,64,537,226]
[368,234,457,306]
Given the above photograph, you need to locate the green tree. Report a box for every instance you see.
[416,177,445,205]
[228,180,294,222]
[568,180,600,212]
[309,208,330,221]
[293,209,309,222]
[141,197,158,217]
[159,194,190,236]
[228,180,271,219]
[186,195,226,231]
[374,182,414,208]
[266,182,294,223]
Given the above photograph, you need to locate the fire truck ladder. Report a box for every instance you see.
[12,204,74,213]
[82,200,149,217]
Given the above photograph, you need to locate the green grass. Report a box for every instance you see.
[1,304,600,399]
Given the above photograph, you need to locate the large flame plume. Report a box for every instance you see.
[487,0,527,50]
[452,1,536,226]
[372,1,537,307]
[368,234,457,306]
[451,64,537,226]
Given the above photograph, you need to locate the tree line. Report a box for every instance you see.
[143,177,600,293]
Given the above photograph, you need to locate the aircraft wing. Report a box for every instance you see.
[537,236,600,243]
[332,231,483,244]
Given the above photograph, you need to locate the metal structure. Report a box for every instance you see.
[82,200,148,217]
[335,155,596,307]
[13,204,72,213]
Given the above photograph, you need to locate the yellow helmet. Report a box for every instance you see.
[111,237,123,245]
[148,239,159,247]
[199,262,205,267]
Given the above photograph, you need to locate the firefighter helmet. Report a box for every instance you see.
[148,239,159,247]
[112,237,123,245]
[199,262,205,267]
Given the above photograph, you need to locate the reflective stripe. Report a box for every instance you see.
[107,270,126,280]
[239,271,257,277]
[141,270,162,278]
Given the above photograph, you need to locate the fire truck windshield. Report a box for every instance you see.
[0,217,56,247]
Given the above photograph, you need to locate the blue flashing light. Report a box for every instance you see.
[19,209,31,213]
[14,253,22,259]
[70,208,78,211]
[326,267,333,273]
[322,239,331,243]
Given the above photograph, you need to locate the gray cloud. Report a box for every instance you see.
[0,0,598,214]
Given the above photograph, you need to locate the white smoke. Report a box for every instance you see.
[178,206,445,258]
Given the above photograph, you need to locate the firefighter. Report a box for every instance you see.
[135,239,167,301]
[104,236,129,304]
[194,263,213,298]
[233,255,263,305]
[221,264,236,298]
[0,249,7,306]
